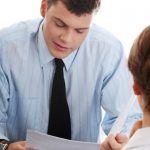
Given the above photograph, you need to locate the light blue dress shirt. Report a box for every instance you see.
[0,19,141,142]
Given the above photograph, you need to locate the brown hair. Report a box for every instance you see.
[128,26,150,111]
[47,0,101,16]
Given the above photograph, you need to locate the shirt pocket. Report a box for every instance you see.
[7,97,38,140]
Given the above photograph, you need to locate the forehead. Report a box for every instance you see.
[47,1,93,28]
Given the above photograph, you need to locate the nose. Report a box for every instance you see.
[60,29,73,43]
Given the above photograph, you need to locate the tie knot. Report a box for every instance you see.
[55,58,64,68]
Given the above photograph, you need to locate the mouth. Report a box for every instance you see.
[53,41,70,51]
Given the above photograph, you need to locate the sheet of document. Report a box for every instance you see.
[26,130,99,150]
[109,94,136,136]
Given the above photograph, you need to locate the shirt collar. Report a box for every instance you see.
[37,21,54,67]
[37,20,78,71]
[63,49,78,71]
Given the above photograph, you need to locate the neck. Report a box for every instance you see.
[142,111,150,127]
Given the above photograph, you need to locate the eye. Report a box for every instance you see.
[55,21,66,28]
[75,29,86,34]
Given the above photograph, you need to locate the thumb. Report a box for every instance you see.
[115,134,128,144]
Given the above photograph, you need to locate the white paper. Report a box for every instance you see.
[26,130,99,150]
[109,94,136,136]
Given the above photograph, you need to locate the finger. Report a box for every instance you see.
[7,141,26,150]
[100,144,111,150]
[108,134,122,149]
[20,141,26,146]
[100,138,112,150]
[115,134,128,143]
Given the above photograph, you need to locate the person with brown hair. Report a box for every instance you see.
[101,26,150,150]
[0,0,141,149]
[123,26,150,149]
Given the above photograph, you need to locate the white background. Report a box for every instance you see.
[94,0,150,56]
[0,0,149,56]
[0,0,149,141]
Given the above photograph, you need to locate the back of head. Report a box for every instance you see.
[128,26,150,111]
[47,0,101,16]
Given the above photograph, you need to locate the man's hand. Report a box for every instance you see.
[7,141,26,150]
[100,134,128,150]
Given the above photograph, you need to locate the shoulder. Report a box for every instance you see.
[0,18,42,45]
[88,24,122,48]
[129,120,143,138]
[124,127,150,149]
[0,19,42,63]
[80,24,124,64]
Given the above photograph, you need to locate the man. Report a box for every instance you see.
[0,0,141,149]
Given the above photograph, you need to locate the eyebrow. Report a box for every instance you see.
[53,17,89,30]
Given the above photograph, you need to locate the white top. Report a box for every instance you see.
[123,127,150,150]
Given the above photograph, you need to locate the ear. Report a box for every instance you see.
[40,0,48,17]
[133,82,141,95]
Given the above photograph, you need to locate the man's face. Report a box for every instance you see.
[41,0,93,59]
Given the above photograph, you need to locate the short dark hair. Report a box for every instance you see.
[47,0,101,16]
[128,26,150,111]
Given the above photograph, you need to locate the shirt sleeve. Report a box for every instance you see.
[0,43,10,140]
[100,42,142,136]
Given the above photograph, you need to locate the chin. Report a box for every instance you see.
[53,51,71,59]
[52,53,68,59]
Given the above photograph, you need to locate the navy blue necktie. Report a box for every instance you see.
[48,58,71,139]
